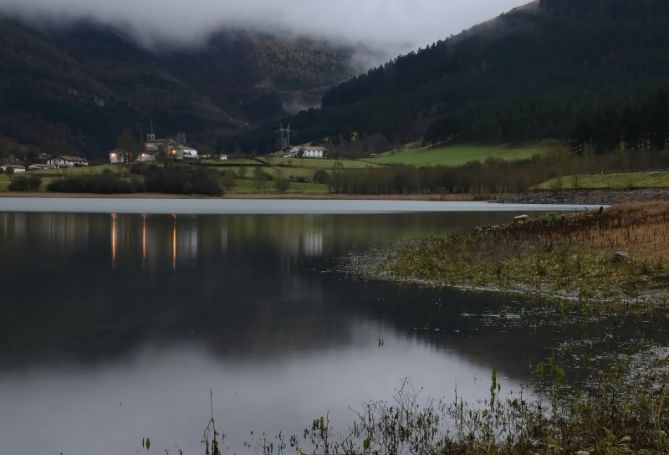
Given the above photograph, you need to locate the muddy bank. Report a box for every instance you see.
[495,188,669,205]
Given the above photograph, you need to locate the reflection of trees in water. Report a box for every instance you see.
[0,211,611,383]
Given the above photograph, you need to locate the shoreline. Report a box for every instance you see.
[0,192,477,201]
[344,202,669,310]
[2,188,669,204]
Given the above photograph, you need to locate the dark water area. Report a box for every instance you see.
[0,207,659,454]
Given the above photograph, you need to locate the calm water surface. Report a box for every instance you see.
[0,201,599,454]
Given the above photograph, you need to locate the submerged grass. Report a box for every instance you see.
[350,202,669,307]
[235,351,668,455]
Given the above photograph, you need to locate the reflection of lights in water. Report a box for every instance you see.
[141,214,148,267]
[111,213,118,269]
[177,220,198,265]
[303,230,324,257]
[172,214,177,271]
[12,213,27,239]
[220,227,228,253]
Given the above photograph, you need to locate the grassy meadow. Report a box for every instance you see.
[538,170,669,190]
[369,143,551,166]
[261,156,379,169]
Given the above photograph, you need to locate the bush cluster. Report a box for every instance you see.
[46,166,223,196]
[47,173,138,193]
[329,158,550,194]
[8,175,42,192]
[312,169,331,184]
[141,166,223,196]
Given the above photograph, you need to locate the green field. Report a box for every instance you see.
[263,156,379,169]
[370,143,550,166]
[220,165,317,181]
[36,164,125,176]
[203,158,261,166]
[538,171,669,190]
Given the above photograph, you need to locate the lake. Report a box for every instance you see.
[0,199,602,454]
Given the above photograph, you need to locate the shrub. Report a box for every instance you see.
[142,166,190,194]
[190,168,224,196]
[313,169,331,184]
[221,171,237,191]
[9,175,42,191]
[47,174,138,193]
[253,167,273,181]
[141,165,223,196]
[274,179,290,193]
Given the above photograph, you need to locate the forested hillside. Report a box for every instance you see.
[0,18,354,159]
[239,0,669,155]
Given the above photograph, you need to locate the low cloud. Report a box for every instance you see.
[0,0,526,65]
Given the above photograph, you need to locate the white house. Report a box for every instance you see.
[303,146,327,159]
[181,148,199,160]
[109,150,126,164]
[220,154,229,161]
[47,155,89,168]
[138,152,157,163]
[1,164,26,174]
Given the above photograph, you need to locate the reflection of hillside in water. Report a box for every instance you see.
[0,211,582,378]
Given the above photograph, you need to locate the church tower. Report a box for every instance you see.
[147,122,156,142]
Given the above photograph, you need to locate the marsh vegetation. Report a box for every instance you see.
[348,202,669,307]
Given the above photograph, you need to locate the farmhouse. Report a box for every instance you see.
[138,151,157,163]
[109,127,200,164]
[303,145,327,159]
[181,148,199,160]
[1,164,26,174]
[109,150,126,164]
[283,146,301,158]
[283,145,328,159]
[47,155,89,168]
[144,129,198,161]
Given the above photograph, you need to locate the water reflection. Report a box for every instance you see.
[106,214,335,272]
[0,210,593,454]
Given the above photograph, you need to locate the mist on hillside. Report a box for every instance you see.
[0,0,525,68]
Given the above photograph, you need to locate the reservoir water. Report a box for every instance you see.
[0,199,598,454]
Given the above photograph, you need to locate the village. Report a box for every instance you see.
[1,124,330,176]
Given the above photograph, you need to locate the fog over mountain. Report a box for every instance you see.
[0,0,524,65]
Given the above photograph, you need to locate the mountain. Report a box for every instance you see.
[0,17,355,159]
[239,0,669,154]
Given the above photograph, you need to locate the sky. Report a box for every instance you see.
[0,0,527,62]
